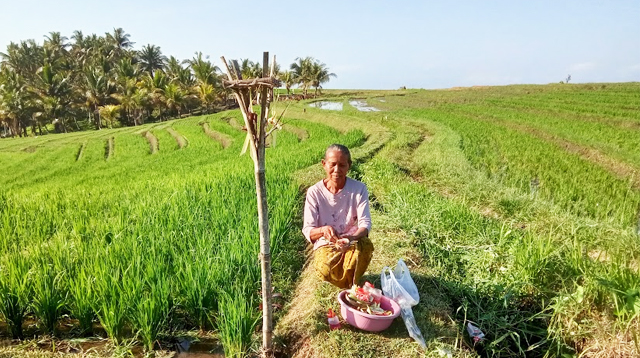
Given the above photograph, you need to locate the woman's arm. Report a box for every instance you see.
[341,227,369,242]
[303,186,340,244]
[308,225,340,243]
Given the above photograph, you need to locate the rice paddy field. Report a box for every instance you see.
[1,82,639,358]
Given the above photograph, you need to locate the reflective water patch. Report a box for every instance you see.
[309,101,343,110]
[349,100,380,112]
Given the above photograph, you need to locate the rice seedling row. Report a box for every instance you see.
[0,112,365,357]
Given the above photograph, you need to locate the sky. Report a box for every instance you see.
[0,0,638,89]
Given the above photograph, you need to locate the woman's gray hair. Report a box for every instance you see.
[325,144,352,164]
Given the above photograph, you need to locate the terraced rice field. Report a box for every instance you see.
[1,82,639,358]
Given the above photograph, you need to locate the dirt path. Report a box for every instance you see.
[105,137,114,161]
[143,131,158,154]
[76,142,87,161]
[166,127,188,149]
[201,123,232,149]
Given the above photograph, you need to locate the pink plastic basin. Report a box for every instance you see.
[337,290,401,332]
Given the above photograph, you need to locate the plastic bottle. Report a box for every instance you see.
[327,308,340,330]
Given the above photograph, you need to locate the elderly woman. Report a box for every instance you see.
[302,144,374,289]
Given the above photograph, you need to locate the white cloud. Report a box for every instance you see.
[569,62,597,72]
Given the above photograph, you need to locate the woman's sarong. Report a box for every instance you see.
[313,237,374,289]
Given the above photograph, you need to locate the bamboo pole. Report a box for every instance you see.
[219,52,275,357]
[256,51,273,357]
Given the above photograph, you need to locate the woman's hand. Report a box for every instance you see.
[321,225,339,243]
[334,238,351,253]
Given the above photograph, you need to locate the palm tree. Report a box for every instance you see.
[290,57,315,95]
[0,68,34,136]
[166,56,195,89]
[187,52,220,86]
[165,56,183,79]
[1,28,339,134]
[82,67,116,129]
[98,104,120,128]
[107,28,134,52]
[32,63,73,132]
[43,32,69,66]
[163,83,186,118]
[114,57,141,83]
[309,61,336,95]
[239,59,262,79]
[112,78,139,125]
[137,44,167,77]
[141,71,169,120]
[279,70,295,95]
[1,40,43,82]
[194,83,216,114]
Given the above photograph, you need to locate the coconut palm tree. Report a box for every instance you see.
[290,57,315,95]
[106,28,134,53]
[279,71,295,95]
[112,78,139,125]
[194,83,216,114]
[163,83,186,118]
[166,56,195,89]
[114,57,141,83]
[43,32,69,67]
[188,52,220,86]
[138,44,167,77]
[141,71,169,120]
[32,63,73,132]
[82,67,116,129]
[309,61,336,95]
[239,59,262,79]
[98,104,120,128]
[0,68,34,136]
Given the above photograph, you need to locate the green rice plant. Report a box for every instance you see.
[93,260,129,345]
[31,260,66,335]
[217,282,260,358]
[0,253,32,339]
[174,247,221,330]
[68,266,96,336]
[422,107,640,226]
[126,261,173,352]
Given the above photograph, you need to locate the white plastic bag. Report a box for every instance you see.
[381,259,426,347]
[399,307,426,347]
[381,259,419,307]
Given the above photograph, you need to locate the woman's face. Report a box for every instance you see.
[322,149,351,183]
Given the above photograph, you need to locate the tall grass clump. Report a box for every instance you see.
[174,244,221,330]
[68,266,96,336]
[217,282,260,358]
[93,258,129,345]
[31,259,66,335]
[362,158,552,355]
[127,260,173,352]
[0,253,32,339]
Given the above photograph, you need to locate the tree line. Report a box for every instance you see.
[0,28,336,138]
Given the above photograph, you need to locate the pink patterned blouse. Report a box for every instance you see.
[302,177,372,250]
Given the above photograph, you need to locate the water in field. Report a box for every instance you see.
[175,338,225,357]
[349,100,380,112]
[308,101,343,110]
